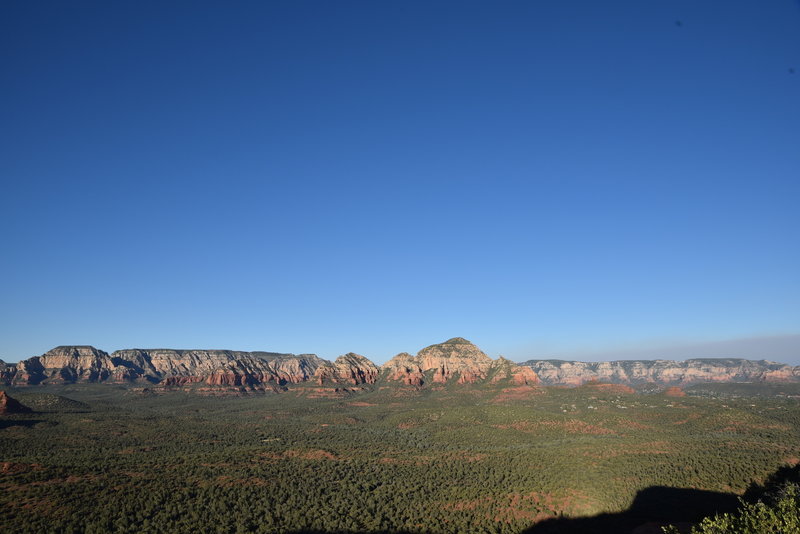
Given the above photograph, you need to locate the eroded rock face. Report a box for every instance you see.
[12,346,124,385]
[381,338,538,386]
[120,349,329,387]
[419,337,493,383]
[382,352,425,386]
[5,340,796,391]
[4,346,347,388]
[0,361,17,384]
[520,358,800,386]
[315,353,379,385]
[0,391,32,414]
[489,358,540,386]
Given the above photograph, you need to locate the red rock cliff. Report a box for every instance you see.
[381,338,539,386]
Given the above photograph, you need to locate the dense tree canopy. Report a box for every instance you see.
[1,383,799,533]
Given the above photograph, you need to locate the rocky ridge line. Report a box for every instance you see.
[0,338,534,389]
[2,339,798,389]
[3,346,381,389]
[520,358,800,385]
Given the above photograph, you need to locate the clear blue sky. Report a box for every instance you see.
[1,1,798,364]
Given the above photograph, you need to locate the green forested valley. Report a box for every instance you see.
[2,383,799,533]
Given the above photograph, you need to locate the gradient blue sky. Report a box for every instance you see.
[1,1,798,364]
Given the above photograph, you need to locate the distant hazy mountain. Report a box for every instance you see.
[519,358,800,385]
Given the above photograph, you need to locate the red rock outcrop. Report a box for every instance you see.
[419,337,493,383]
[315,353,379,385]
[383,352,426,386]
[0,391,32,414]
[135,349,332,387]
[11,346,124,385]
[489,357,539,386]
[163,376,205,387]
[4,340,797,392]
[381,338,539,387]
[3,346,356,389]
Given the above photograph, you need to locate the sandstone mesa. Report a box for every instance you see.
[0,337,797,391]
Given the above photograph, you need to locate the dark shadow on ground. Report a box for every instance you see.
[523,486,738,534]
[288,531,417,534]
[0,418,46,429]
[744,463,800,504]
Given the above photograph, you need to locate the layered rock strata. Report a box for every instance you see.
[520,358,800,386]
[2,340,797,390]
[315,353,379,385]
[382,338,538,386]
[4,347,367,388]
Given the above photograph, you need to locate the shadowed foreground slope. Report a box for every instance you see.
[524,487,738,534]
